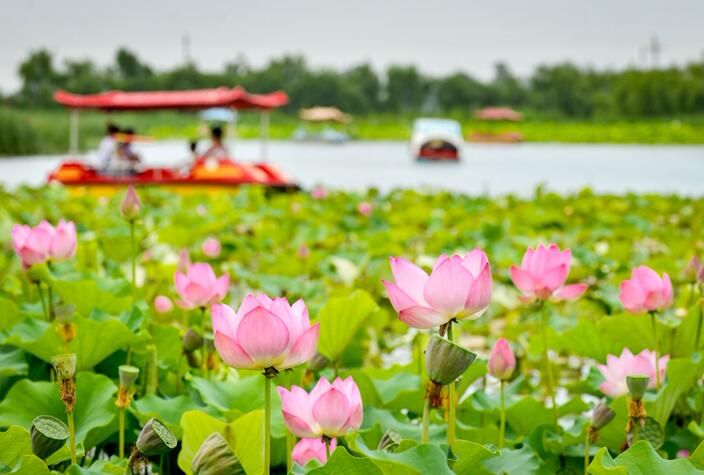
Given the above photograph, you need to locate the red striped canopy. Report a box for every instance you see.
[54,86,288,111]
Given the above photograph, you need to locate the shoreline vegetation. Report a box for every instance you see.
[2,108,704,156]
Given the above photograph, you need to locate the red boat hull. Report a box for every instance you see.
[47,158,298,192]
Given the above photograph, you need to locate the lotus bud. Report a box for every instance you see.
[136,418,177,456]
[685,256,704,283]
[627,375,649,401]
[183,328,204,353]
[591,403,615,430]
[120,185,142,221]
[191,432,244,475]
[51,353,76,380]
[119,365,140,390]
[31,415,69,460]
[487,338,516,381]
[178,248,191,273]
[307,351,330,372]
[425,336,477,385]
[26,262,52,283]
[377,428,403,452]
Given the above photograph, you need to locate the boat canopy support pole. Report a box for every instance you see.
[260,110,270,162]
[69,109,79,154]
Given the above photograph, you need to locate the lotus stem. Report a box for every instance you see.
[324,435,331,461]
[499,380,506,449]
[264,375,271,475]
[67,410,77,464]
[650,312,660,389]
[421,398,431,443]
[696,302,703,353]
[584,429,590,474]
[48,285,54,320]
[286,431,293,471]
[200,307,209,377]
[119,408,125,458]
[129,220,136,303]
[447,322,456,445]
[36,282,48,320]
[540,303,558,427]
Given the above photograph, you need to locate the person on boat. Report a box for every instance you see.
[201,125,229,159]
[96,123,120,170]
[114,128,142,174]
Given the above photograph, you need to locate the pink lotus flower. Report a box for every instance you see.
[174,263,229,309]
[278,376,362,438]
[488,338,516,381]
[50,220,77,260]
[291,437,336,466]
[11,220,77,267]
[357,202,373,217]
[202,238,221,258]
[510,244,588,302]
[297,244,310,259]
[212,294,319,370]
[154,295,173,314]
[383,250,492,329]
[311,186,328,200]
[120,185,141,220]
[619,266,673,313]
[597,348,669,397]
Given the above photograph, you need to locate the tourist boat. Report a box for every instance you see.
[410,118,463,161]
[48,87,297,192]
[468,107,525,143]
[292,106,352,144]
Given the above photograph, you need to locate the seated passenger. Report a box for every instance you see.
[96,123,120,170]
[201,125,229,159]
[115,128,142,174]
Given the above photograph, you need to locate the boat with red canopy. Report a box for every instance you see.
[48,87,297,192]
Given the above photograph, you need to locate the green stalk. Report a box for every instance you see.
[447,323,456,445]
[695,301,703,353]
[540,303,558,427]
[584,429,590,474]
[67,410,77,464]
[36,282,48,320]
[286,431,294,472]
[421,398,431,443]
[650,312,660,389]
[119,408,125,458]
[499,380,506,449]
[264,375,271,475]
[48,285,54,320]
[324,436,331,461]
[201,307,209,377]
[129,220,136,303]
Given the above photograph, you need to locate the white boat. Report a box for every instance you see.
[410,118,463,161]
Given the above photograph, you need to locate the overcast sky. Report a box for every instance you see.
[1,0,703,93]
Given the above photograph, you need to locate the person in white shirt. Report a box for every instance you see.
[96,123,119,170]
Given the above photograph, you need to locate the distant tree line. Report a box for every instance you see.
[6,48,704,118]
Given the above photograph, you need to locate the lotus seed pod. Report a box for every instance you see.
[191,432,244,475]
[183,328,204,352]
[54,304,75,323]
[307,351,330,372]
[51,353,77,380]
[425,335,477,385]
[591,403,616,430]
[377,428,403,451]
[31,415,69,460]
[136,418,177,456]
[626,375,649,400]
[119,365,140,389]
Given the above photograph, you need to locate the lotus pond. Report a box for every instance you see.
[1,184,704,474]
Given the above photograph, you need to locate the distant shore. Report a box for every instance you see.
[2,108,704,156]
